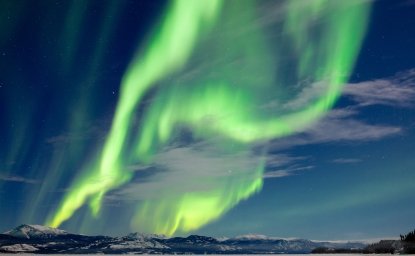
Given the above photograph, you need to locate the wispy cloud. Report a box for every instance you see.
[267,70,415,150]
[0,175,39,184]
[266,154,308,168]
[304,109,401,141]
[263,165,313,179]
[263,170,293,179]
[263,154,312,179]
[283,81,328,111]
[343,69,415,107]
[270,108,402,150]
[45,118,110,146]
[331,158,362,164]
[279,69,415,112]
[107,143,263,202]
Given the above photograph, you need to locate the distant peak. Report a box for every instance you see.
[124,232,167,240]
[233,234,270,240]
[4,224,68,239]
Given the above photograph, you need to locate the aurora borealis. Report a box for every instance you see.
[1,0,415,240]
[48,0,370,235]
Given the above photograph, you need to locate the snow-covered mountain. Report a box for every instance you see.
[4,224,68,239]
[0,224,368,254]
[123,232,167,240]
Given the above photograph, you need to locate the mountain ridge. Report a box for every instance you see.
[0,224,367,254]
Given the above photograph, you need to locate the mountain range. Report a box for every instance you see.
[0,224,367,254]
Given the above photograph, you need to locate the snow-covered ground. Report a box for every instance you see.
[0,243,39,252]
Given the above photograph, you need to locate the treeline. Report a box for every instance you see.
[400,229,415,242]
[312,228,415,254]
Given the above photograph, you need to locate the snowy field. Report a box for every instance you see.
[0,254,394,256]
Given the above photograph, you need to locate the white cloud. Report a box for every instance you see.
[305,109,401,141]
[343,69,415,107]
[263,154,312,179]
[270,108,402,150]
[0,175,39,184]
[278,69,415,113]
[263,165,313,179]
[331,158,362,164]
[283,81,328,111]
[270,70,415,149]
[265,154,308,168]
[263,170,293,179]
[108,143,263,201]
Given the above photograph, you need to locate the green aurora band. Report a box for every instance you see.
[48,0,371,236]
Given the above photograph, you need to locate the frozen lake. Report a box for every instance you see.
[0,254,394,256]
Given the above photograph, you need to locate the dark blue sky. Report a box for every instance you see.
[0,0,414,240]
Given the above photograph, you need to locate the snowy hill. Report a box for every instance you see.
[123,232,167,240]
[4,224,68,239]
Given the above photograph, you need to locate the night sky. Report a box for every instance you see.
[1,0,415,241]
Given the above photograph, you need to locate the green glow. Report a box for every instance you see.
[133,165,264,236]
[59,0,89,74]
[49,0,371,235]
[48,0,223,228]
